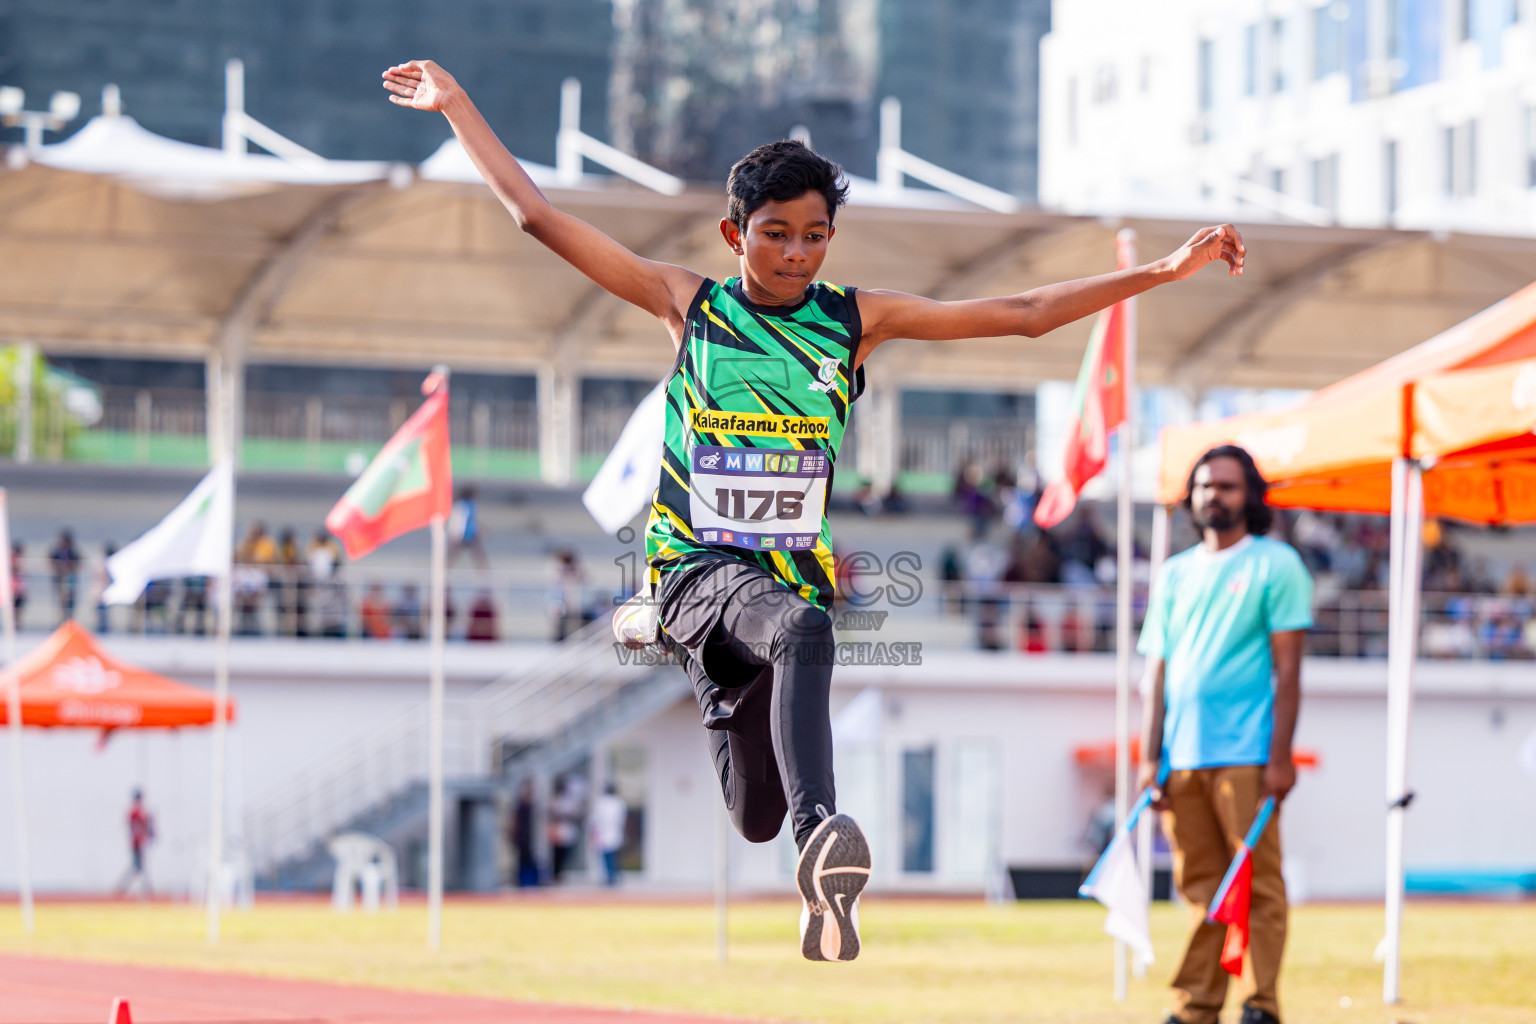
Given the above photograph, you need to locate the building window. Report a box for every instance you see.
[1270,167,1287,196]
[1513,0,1524,24]
[1270,17,1288,92]
[1066,77,1078,145]
[1526,107,1536,187]
[1311,153,1340,218]
[1244,24,1259,95]
[1198,38,1214,113]
[1094,63,1119,104]
[1314,3,1347,79]
[1461,0,1475,39]
[1385,139,1399,217]
[901,747,936,873]
[1445,120,1478,197]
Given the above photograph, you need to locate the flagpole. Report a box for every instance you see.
[1134,500,1169,978]
[0,490,34,934]
[1112,227,1138,1002]
[714,799,729,963]
[428,513,446,951]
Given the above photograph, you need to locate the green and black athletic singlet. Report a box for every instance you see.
[645,277,865,611]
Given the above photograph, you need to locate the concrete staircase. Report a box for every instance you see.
[246,619,685,890]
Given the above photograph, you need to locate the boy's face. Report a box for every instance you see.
[720,191,835,303]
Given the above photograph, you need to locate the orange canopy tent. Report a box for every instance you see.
[0,620,234,730]
[1153,278,1536,1007]
[1157,278,1536,521]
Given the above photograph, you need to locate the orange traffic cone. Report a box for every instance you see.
[108,997,132,1024]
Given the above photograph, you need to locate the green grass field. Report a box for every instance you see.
[0,897,1529,1023]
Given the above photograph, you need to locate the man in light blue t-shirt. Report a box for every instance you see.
[1137,445,1312,1024]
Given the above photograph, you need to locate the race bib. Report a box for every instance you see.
[688,444,827,552]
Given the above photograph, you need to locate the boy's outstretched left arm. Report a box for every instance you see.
[854,224,1244,367]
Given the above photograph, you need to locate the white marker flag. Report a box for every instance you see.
[582,382,666,535]
[1081,827,1154,964]
[104,461,234,605]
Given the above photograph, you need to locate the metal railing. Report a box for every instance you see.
[5,565,613,644]
[917,581,1536,660]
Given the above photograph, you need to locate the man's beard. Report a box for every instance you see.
[1194,503,1239,532]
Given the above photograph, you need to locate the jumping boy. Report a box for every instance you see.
[383,59,1245,962]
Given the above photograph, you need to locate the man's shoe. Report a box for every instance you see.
[1239,1005,1281,1024]
[796,811,870,962]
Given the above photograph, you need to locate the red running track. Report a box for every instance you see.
[0,954,752,1024]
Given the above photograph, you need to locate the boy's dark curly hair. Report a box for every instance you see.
[726,140,849,229]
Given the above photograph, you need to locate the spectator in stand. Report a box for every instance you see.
[233,522,276,635]
[274,528,305,637]
[178,576,209,636]
[307,531,348,639]
[395,583,424,640]
[359,583,394,640]
[49,529,80,625]
[939,546,964,613]
[9,542,25,628]
[466,589,499,642]
[589,783,629,886]
[141,578,172,634]
[952,460,995,538]
[447,485,489,570]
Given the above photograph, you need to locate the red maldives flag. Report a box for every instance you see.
[1210,852,1254,976]
[326,371,453,560]
[1033,245,1132,530]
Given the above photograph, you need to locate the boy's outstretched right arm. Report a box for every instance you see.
[383,60,702,343]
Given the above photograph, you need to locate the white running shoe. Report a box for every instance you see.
[612,592,659,650]
[796,811,870,962]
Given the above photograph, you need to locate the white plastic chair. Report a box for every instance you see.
[327,831,399,913]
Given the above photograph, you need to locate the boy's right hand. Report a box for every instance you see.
[382,60,461,113]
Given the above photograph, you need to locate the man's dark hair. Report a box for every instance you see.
[727,140,849,229]
[1182,444,1274,536]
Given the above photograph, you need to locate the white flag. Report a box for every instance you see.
[104,461,234,605]
[1081,829,1154,964]
[582,382,666,535]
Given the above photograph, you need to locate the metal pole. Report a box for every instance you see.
[13,343,35,464]
[714,801,729,964]
[1133,501,1169,978]
[0,490,34,933]
[1383,459,1424,1004]
[1112,227,1138,1001]
[206,538,232,943]
[428,515,447,950]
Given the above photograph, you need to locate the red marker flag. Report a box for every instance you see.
[1033,241,1132,529]
[1210,851,1254,975]
[1206,797,1276,977]
[326,372,452,560]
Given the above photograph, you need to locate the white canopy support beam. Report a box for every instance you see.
[223,59,326,165]
[207,184,378,465]
[538,362,578,487]
[558,78,684,196]
[877,98,1021,215]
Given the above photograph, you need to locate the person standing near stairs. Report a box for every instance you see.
[382,57,1245,962]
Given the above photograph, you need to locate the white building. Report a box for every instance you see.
[1040,0,1536,235]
